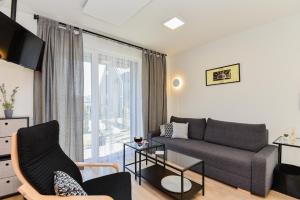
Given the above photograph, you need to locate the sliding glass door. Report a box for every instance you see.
[83,50,142,164]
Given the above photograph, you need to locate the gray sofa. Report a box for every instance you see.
[148,117,278,197]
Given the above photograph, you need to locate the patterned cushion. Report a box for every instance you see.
[54,171,87,196]
[160,125,166,136]
[164,123,173,138]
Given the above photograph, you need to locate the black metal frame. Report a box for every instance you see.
[123,143,166,185]
[123,143,205,200]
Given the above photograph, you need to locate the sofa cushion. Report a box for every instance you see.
[152,136,254,178]
[204,118,268,152]
[54,171,87,196]
[170,116,206,140]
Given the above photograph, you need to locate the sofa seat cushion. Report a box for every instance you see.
[204,118,268,152]
[170,116,206,140]
[153,137,254,178]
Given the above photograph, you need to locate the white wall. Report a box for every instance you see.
[168,14,300,166]
[0,8,36,123]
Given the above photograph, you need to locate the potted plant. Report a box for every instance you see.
[0,84,19,118]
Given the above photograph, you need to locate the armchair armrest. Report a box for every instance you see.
[147,130,161,140]
[75,162,119,172]
[19,183,113,200]
[251,145,278,196]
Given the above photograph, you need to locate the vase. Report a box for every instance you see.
[4,109,13,118]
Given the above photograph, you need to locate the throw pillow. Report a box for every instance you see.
[172,122,189,139]
[164,123,173,138]
[54,171,87,196]
[160,124,165,136]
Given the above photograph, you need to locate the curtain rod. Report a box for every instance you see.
[33,14,167,56]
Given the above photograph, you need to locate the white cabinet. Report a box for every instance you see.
[0,117,28,198]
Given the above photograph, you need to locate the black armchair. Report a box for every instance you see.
[11,120,132,200]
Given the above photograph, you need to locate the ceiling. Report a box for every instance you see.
[3,0,300,55]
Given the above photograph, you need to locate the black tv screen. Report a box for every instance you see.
[0,11,45,70]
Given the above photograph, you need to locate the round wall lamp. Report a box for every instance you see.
[172,77,182,90]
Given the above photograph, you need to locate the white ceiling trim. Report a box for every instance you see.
[83,0,152,26]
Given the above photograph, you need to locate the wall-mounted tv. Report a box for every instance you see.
[0,11,45,71]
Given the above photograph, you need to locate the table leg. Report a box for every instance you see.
[123,144,125,172]
[202,162,205,196]
[155,147,158,165]
[139,151,142,185]
[135,151,137,180]
[181,171,184,200]
[146,149,148,166]
[278,144,282,164]
[163,145,166,168]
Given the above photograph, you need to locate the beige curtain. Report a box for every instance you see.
[142,51,167,136]
[33,17,84,162]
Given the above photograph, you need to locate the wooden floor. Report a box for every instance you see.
[4,169,295,200]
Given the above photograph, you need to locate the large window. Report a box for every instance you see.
[83,49,142,165]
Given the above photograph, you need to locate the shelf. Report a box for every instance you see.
[140,165,203,200]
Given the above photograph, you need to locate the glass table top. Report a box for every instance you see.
[273,136,300,147]
[124,140,164,151]
[164,150,203,171]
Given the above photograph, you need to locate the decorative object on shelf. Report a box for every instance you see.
[283,133,289,142]
[134,137,143,146]
[206,63,240,86]
[291,128,297,144]
[0,84,19,118]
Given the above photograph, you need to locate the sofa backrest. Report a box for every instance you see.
[204,118,268,152]
[170,116,206,140]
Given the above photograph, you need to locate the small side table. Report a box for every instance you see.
[123,140,166,185]
[272,136,300,198]
[273,136,300,164]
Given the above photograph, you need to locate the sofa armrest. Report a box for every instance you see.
[251,145,278,196]
[147,130,161,139]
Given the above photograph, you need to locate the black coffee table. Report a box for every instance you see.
[123,141,204,200]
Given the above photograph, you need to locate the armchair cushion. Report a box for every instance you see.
[17,121,83,195]
[83,172,131,200]
[54,171,87,196]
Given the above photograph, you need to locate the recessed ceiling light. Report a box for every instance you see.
[163,17,184,30]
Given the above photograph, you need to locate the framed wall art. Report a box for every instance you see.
[206,63,240,86]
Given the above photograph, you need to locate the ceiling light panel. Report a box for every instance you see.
[164,17,185,30]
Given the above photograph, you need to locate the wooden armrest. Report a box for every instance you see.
[19,184,113,200]
[75,162,119,172]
